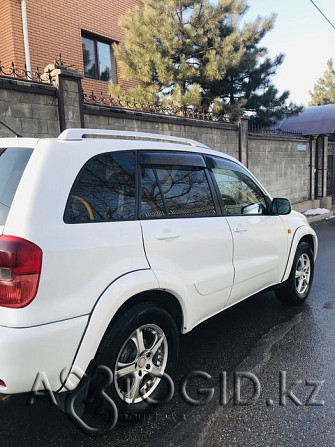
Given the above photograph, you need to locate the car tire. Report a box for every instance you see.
[89,302,179,422]
[275,242,314,306]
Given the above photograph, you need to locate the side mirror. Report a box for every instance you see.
[270,198,291,215]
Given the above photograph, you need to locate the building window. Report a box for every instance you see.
[82,33,117,82]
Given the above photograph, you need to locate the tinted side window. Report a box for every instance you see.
[64,151,136,223]
[141,168,166,218]
[141,166,216,218]
[211,167,266,215]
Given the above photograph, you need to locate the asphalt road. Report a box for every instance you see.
[0,218,334,446]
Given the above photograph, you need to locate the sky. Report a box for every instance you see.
[244,0,335,106]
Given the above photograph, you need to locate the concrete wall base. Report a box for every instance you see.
[320,196,332,210]
[292,200,314,213]
[292,197,333,214]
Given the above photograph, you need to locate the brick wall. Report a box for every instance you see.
[0,0,141,94]
[0,0,25,64]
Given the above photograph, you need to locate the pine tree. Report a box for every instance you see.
[309,59,335,106]
[112,0,300,125]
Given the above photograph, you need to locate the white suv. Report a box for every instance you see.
[0,129,317,418]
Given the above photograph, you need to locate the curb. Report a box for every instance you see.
[306,211,333,223]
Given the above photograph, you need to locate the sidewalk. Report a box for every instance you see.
[303,207,334,223]
[306,210,333,223]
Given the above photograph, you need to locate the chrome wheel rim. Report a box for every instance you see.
[295,253,311,296]
[114,324,168,404]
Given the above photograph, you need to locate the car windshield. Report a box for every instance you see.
[0,147,33,225]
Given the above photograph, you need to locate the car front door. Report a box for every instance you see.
[206,155,289,307]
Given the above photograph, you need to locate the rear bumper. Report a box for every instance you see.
[0,316,88,394]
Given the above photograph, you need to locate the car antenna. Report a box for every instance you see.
[0,120,22,137]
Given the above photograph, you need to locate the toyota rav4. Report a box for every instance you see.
[0,128,317,418]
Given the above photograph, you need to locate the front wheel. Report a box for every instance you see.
[91,302,179,420]
[276,242,314,306]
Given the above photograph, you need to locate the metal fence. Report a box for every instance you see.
[0,55,67,85]
[82,90,231,122]
[249,126,303,137]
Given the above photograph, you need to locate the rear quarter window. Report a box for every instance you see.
[0,148,33,225]
[64,151,137,223]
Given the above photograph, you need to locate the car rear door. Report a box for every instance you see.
[139,150,235,330]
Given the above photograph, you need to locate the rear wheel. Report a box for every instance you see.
[276,242,314,306]
[91,302,179,421]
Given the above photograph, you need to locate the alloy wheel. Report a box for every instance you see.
[295,253,311,296]
[114,324,168,404]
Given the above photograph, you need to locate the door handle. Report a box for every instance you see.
[234,225,248,232]
[156,233,180,240]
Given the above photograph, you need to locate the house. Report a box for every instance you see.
[0,0,141,95]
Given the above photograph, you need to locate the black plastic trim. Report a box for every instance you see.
[205,154,247,174]
[139,151,206,167]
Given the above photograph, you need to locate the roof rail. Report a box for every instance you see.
[58,128,209,148]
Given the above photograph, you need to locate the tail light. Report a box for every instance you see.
[0,236,42,308]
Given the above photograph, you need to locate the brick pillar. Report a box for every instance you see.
[238,116,249,167]
[45,63,84,131]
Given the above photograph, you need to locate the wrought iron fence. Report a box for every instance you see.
[0,55,68,85]
[82,90,231,122]
[249,126,303,137]
[0,61,54,84]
